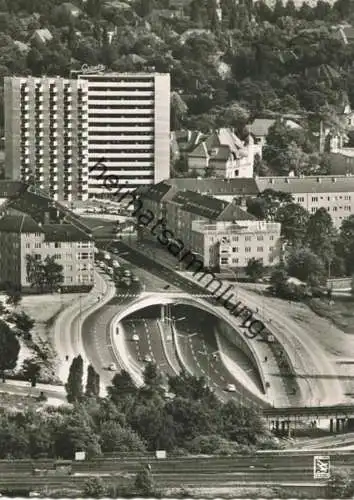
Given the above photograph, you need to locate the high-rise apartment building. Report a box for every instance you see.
[77,72,170,197]
[5,77,89,201]
[5,72,170,200]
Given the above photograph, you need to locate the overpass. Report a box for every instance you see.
[111,292,274,403]
[263,405,354,433]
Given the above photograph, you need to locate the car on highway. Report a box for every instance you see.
[108,362,117,371]
[225,383,236,392]
[132,334,139,341]
[144,354,152,363]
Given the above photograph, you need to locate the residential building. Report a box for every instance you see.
[188,128,255,178]
[0,214,94,292]
[76,72,170,197]
[32,28,53,46]
[4,76,89,201]
[137,181,281,270]
[5,72,170,200]
[166,174,354,228]
[248,117,303,158]
[329,150,354,175]
[255,175,354,228]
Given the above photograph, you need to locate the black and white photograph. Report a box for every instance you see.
[1,0,354,498]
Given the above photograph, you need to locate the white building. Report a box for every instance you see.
[5,72,171,200]
[191,220,281,269]
[77,72,170,198]
[4,76,89,201]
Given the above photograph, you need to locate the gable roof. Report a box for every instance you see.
[205,128,243,152]
[0,214,92,241]
[138,181,177,203]
[169,189,256,221]
[256,175,354,194]
[248,119,276,137]
[165,177,260,196]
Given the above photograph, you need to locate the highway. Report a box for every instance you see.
[0,452,352,490]
[81,292,136,389]
[108,239,344,406]
[121,318,176,379]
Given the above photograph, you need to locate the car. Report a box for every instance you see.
[144,354,152,363]
[108,362,117,371]
[132,334,139,341]
[132,276,140,282]
[225,383,236,392]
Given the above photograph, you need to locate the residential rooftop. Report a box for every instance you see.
[0,214,92,241]
[255,175,354,193]
[169,189,256,221]
[165,177,259,196]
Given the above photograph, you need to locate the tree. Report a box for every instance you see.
[99,421,146,453]
[65,355,84,403]
[326,468,354,498]
[275,203,310,245]
[220,400,267,445]
[83,477,106,498]
[25,254,46,292]
[338,216,354,275]
[0,320,20,382]
[26,254,63,292]
[168,371,215,401]
[5,288,22,308]
[22,357,41,387]
[135,465,155,496]
[143,362,164,394]
[107,370,137,404]
[306,207,336,272]
[286,247,326,286]
[245,258,265,281]
[85,364,100,397]
[12,311,35,340]
[43,255,64,292]
[247,189,293,220]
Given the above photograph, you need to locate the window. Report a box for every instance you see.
[53,253,61,259]
[55,242,61,248]
[257,246,263,252]
[257,235,263,241]
[66,253,72,259]
[25,243,30,248]
[333,207,337,212]
[34,243,41,249]
[79,252,89,260]
[311,207,316,212]
[232,247,239,253]
[232,258,239,264]
[298,197,304,202]
[269,246,274,252]
[269,235,274,241]
[66,264,73,271]
[233,236,239,242]
[221,257,228,264]
[245,247,251,252]
[312,196,318,202]
[245,236,251,241]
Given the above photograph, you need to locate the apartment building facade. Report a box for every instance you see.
[5,72,171,200]
[0,214,94,292]
[137,181,281,270]
[77,71,170,197]
[5,76,89,201]
[255,176,354,228]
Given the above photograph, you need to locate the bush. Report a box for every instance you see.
[186,435,240,455]
[83,477,106,498]
[327,468,354,498]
